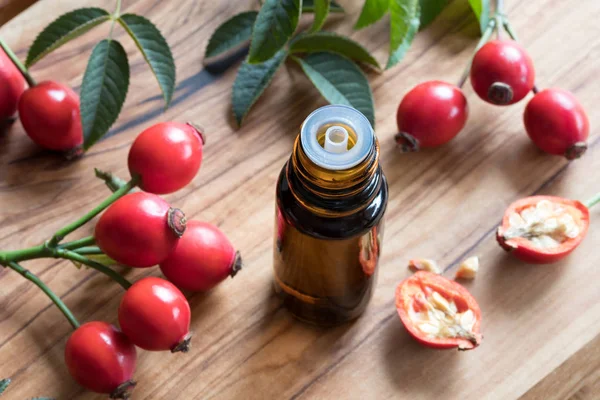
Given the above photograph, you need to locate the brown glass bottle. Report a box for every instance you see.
[273,105,388,326]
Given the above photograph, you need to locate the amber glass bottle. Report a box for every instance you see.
[273,105,388,326]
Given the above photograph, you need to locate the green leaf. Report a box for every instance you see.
[290,32,380,69]
[310,0,330,32]
[354,0,389,30]
[387,0,420,69]
[232,49,287,126]
[204,11,258,61]
[0,378,10,396]
[26,8,110,67]
[80,39,130,150]
[293,52,375,126]
[468,0,490,33]
[418,0,447,28]
[248,0,301,63]
[303,0,344,12]
[118,14,175,107]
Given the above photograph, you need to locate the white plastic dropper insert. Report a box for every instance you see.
[300,105,374,170]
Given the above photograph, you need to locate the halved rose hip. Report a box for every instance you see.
[496,196,589,264]
[395,271,482,351]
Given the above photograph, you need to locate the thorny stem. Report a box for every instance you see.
[56,249,132,290]
[584,192,600,209]
[48,178,138,246]
[457,19,497,88]
[0,37,36,87]
[3,261,80,329]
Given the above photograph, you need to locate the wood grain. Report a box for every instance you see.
[1,0,599,399]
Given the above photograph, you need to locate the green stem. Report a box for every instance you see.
[58,236,96,251]
[584,192,600,209]
[3,261,80,329]
[95,168,129,193]
[457,18,497,88]
[72,246,103,255]
[48,178,138,246]
[108,0,123,38]
[56,249,131,290]
[0,37,36,87]
[0,244,49,263]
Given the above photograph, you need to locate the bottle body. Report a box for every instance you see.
[274,163,387,325]
[272,105,388,326]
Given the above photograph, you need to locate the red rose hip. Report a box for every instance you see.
[18,80,83,151]
[470,40,535,105]
[0,48,26,120]
[119,277,192,352]
[160,220,241,292]
[395,81,468,151]
[524,89,589,159]
[65,321,137,398]
[396,271,482,350]
[95,192,186,268]
[128,122,204,194]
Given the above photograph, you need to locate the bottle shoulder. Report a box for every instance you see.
[276,162,388,239]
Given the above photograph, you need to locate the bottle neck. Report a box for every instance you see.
[288,135,382,217]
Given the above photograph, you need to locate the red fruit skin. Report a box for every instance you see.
[396,271,482,350]
[524,89,589,159]
[119,277,191,351]
[64,321,136,394]
[128,122,204,194]
[496,195,589,264]
[95,192,180,268]
[160,221,237,292]
[470,40,535,105]
[18,81,83,151]
[0,48,26,119]
[396,80,468,149]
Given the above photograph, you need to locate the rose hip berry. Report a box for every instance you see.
[470,40,535,105]
[18,81,83,152]
[128,122,205,194]
[95,192,186,268]
[65,321,137,399]
[497,196,589,264]
[395,81,468,151]
[524,89,589,159]
[0,48,26,121]
[396,271,482,350]
[160,221,241,292]
[119,277,192,352]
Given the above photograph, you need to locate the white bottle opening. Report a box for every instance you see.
[324,126,349,153]
[300,105,374,171]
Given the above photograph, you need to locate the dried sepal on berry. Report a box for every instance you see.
[455,256,479,280]
[408,259,441,274]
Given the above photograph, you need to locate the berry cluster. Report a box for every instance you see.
[0,121,241,399]
[395,17,589,160]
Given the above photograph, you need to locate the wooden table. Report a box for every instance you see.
[1,0,599,399]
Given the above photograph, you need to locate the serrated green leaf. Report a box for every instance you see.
[248,0,300,63]
[81,39,130,150]
[26,8,111,67]
[232,49,287,126]
[0,378,10,396]
[118,14,175,107]
[419,0,447,27]
[354,0,389,30]
[468,0,490,33]
[290,32,380,69]
[387,0,420,69]
[310,0,330,32]
[293,52,375,126]
[204,11,258,62]
[304,0,344,12]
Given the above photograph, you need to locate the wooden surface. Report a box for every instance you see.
[1,0,599,399]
